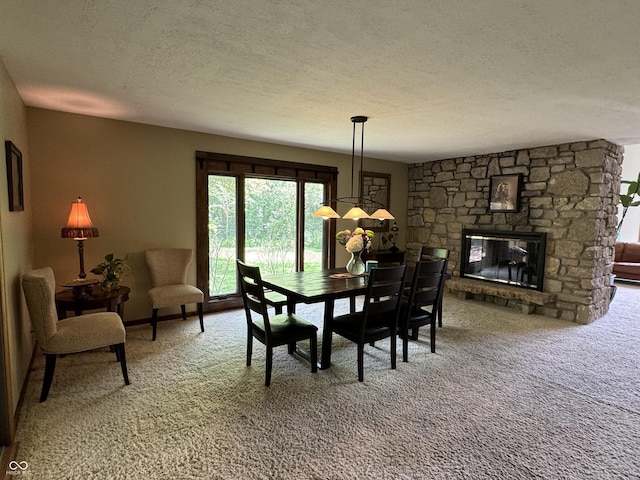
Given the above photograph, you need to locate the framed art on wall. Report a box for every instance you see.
[5,140,24,211]
[489,174,521,213]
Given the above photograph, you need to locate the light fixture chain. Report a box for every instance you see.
[351,120,356,198]
[359,120,365,204]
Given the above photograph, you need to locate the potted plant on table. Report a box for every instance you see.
[91,253,130,291]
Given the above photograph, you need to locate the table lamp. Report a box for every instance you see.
[61,197,99,279]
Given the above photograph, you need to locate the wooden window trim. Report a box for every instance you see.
[196,151,337,312]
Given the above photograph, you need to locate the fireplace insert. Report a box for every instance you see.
[460,229,547,291]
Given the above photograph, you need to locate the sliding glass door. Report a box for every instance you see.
[303,182,324,271]
[207,175,237,297]
[245,178,297,275]
[197,152,336,311]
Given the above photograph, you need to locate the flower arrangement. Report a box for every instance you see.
[336,227,374,253]
[90,253,130,291]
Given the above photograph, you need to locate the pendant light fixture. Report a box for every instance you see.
[313,116,394,222]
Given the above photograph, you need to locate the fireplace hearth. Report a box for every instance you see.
[461,229,547,291]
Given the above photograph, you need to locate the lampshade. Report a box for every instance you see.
[312,205,340,219]
[369,208,395,220]
[342,206,370,220]
[61,197,99,240]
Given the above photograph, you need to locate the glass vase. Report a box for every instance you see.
[346,250,365,275]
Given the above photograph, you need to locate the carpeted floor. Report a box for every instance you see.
[11,283,640,479]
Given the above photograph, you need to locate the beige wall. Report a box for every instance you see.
[27,108,408,322]
[0,59,34,423]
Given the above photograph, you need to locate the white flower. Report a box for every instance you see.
[336,228,374,253]
[345,235,364,253]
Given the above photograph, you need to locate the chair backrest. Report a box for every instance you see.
[419,246,450,261]
[406,259,447,316]
[360,264,407,333]
[22,267,59,348]
[145,248,193,287]
[236,259,272,335]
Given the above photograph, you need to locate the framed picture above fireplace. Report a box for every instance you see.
[489,174,522,213]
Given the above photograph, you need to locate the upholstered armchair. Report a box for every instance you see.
[22,267,130,402]
[145,248,204,341]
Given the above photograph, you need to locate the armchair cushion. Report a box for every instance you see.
[47,312,125,354]
[148,284,204,309]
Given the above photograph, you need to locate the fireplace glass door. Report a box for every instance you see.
[461,230,547,291]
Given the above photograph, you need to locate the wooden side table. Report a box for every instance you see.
[55,285,130,320]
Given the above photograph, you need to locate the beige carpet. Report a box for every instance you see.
[12,283,640,479]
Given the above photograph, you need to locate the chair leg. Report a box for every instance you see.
[391,331,397,370]
[403,333,409,363]
[151,308,159,341]
[181,304,187,321]
[357,344,364,382]
[117,343,130,385]
[40,354,57,402]
[430,317,436,353]
[288,342,295,354]
[246,332,253,366]
[310,334,318,374]
[265,345,273,387]
[197,302,204,332]
[400,324,409,363]
[438,297,444,328]
[411,326,419,340]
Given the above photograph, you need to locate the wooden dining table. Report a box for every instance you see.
[262,268,369,370]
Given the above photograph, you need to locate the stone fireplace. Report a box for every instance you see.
[406,139,623,324]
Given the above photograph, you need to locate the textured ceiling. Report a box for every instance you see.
[2,1,640,163]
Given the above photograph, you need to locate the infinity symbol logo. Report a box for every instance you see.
[8,461,28,471]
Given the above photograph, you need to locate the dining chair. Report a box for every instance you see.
[145,248,204,341]
[399,258,447,362]
[22,267,130,402]
[236,260,318,386]
[330,264,407,382]
[418,246,450,327]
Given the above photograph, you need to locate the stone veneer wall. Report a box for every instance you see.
[406,139,623,324]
